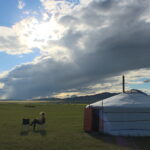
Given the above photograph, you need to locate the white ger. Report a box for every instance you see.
[85,90,150,136]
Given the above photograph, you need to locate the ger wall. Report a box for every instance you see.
[101,107,150,136]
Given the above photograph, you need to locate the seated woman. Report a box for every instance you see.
[30,112,46,130]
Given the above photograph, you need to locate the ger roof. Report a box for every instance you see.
[89,92,150,108]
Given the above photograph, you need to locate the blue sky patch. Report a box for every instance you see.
[0,49,40,72]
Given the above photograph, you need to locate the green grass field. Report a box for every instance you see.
[0,103,149,150]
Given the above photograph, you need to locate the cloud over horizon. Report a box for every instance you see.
[1,0,150,99]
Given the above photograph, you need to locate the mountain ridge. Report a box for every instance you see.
[32,92,119,104]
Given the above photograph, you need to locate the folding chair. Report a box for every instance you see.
[21,118,30,131]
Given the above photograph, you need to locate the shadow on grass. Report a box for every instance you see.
[33,130,47,136]
[87,132,117,145]
[20,130,47,136]
[20,131,29,136]
[87,132,150,150]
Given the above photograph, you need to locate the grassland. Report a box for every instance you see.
[0,103,149,150]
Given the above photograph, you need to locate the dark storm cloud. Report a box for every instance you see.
[1,58,89,99]
[1,0,150,99]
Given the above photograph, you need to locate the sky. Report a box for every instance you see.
[0,0,150,99]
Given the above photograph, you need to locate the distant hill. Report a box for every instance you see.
[63,92,119,104]
[33,92,119,104]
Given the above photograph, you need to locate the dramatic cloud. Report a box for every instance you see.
[1,0,150,99]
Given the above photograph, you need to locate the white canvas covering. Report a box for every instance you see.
[87,92,150,136]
